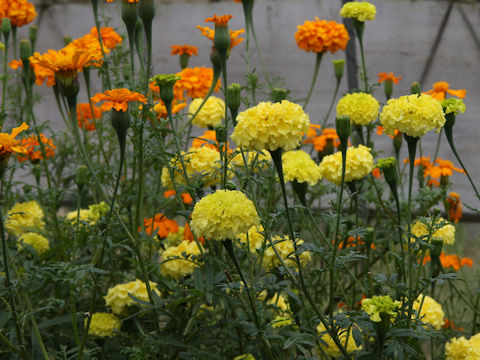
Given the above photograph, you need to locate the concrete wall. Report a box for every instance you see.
[9,0,480,209]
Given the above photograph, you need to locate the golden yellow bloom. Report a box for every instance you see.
[413,294,444,330]
[176,67,221,99]
[6,201,45,237]
[17,134,55,163]
[104,279,160,315]
[91,88,147,112]
[197,26,244,49]
[161,146,223,188]
[160,240,203,279]
[86,313,121,338]
[445,334,480,360]
[189,96,225,129]
[380,94,445,138]
[318,145,374,186]
[232,100,310,151]
[0,122,29,161]
[17,232,49,254]
[282,150,321,185]
[237,225,265,252]
[336,92,379,126]
[340,1,376,22]
[295,18,349,54]
[1,0,37,27]
[262,235,311,270]
[411,217,455,245]
[191,190,260,241]
[317,318,362,358]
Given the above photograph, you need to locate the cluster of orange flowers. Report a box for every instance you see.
[77,103,103,131]
[404,156,465,187]
[142,213,179,238]
[295,18,349,54]
[17,134,55,163]
[0,0,36,28]
[304,124,341,152]
[422,252,473,272]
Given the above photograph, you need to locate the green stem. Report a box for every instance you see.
[303,52,323,110]
[358,36,368,92]
[321,77,341,128]
[432,128,442,164]
[249,14,273,89]
[0,35,8,125]
[220,56,228,189]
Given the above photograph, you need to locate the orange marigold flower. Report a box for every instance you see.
[295,18,349,54]
[91,88,147,112]
[403,156,432,169]
[17,134,55,162]
[77,103,102,131]
[443,318,464,332]
[338,236,376,250]
[175,67,221,99]
[205,14,233,26]
[423,81,466,101]
[303,124,321,144]
[422,252,473,272]
[153,100,187,120]
[372,167,381,178]
[90,26,123,50]
[423,158,464,179]
[164,190,176,198]
[183,222,205,244]
[8,59,56,87]
[377,125,400,139]
[171,44,198,57]
[378,72,402,84]
[197,26,244,49]
[68,34,105,67]
[460,257,473,267]
[181,193,193,205]
[447,192,462,223]
[312,128,341,152]
[1,0,36,27]
[0,123,29,161]
[142,213,179,238]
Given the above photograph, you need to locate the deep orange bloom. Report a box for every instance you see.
[377,125,400,139]
[372,167,381,178]
[443,318,464,332]
[447,192,462,223]
[90,26,123,50]
[422,252,473,272]
[0,123,29,160]
[0,0,36,27]
[183,222,205,244]
[197,25,245,50]
[17,134,55,162]
[164,190,176,198]
[338,236,376,250]
[306,128,341,152]
[378,72,402,84]
[9,59,56,87]
[303,124,321,144]
[164,190,194,205]
[142,213,179,238]
[205,14,233,26]
[77,103,103,131]
[175,67,221,99]
[295,18,349,54]
[153,100,187,120]
[91,88,147,112]
[171,44,198,57]
[423,81,466,100]
[423,158,464,179]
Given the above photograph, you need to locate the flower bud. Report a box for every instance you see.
[20,39,32,65]
[213,24,230,54]
[151,74,181,105]
[122,0,138,33]
[111,109,131,150]
[430,239,443,261]
[377,157,398,187]
[75,165,89,189]
[335,115,351,149]
[225,181,237,191]
[63,35,72,45]
[179,53,190,69]
[247,72,257,89]
[1,18,11,40]
[29,25,38,50]
[383,79,393,100]
[410,82,421,95]
[332,59,345,80]
[138,0,155,23]
[227,83,242,112]
[215,125,227,144]
[272,88,287,103]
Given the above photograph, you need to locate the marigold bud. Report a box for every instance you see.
[332,59,345,79]
[227,83,242,112]
[29,25,38,49]
[20,39,32,64]
[272,88,287,103]
[122,1,138,33]
[377,157,397,187]
[215,125,227,144]
[411,82,421,95]
[151,74,181,105]
[75,165,89,188]
[1,18,11,39]
[335,115,351,149]
[63,35,72,45]
[138,0,155,23]
[384,79,393,99]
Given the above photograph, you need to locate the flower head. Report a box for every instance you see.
[142,213,179,238]
[336,92,379,126]
[205,14,233,26]
[197,26,244,49]
[17,232,49,254]
[361,295,401,322]
[65,202,108,227]
[170,44,198,56]
[153,100,186,120]
[189,96,225,129]
[176,67,221,98]
[378,72,402,84]
[0,122,29,161]
[445,334,480,360]
[232,100,310,151]
[1,0,36,27]
[191,190,260,241]
[424,81,466,101]
[77,103,102,131]
[423,158,464,180]
[413,294,444,330]
[237,225,266,253]
[411,217,455,245]
[86,313,121,338]
[422,252,472,272]
[192,130,231,153]
[447,192,462,223]
[319,145,374,186]
[160,240,203,279]
[17,134,55,162]
[6,201,45,237]
[442,98,466,116]
[340,1,376,22]
[8,59,55,87]
[282,150,321,185]
[317,316,362,357]
[262,235,311,270]
[89,26,123,50]
[104,279,160,315]
[295,18,349,54]
[91,88,146,112]
[380,94,445,137]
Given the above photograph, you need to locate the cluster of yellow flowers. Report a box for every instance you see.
[340,1,376,22]
[380,94,445,138]
[336,92,379,126]
[413,294,444,330]
[318,145,374,186]
[411,218,456,245]
[161,146,223,188]
[282,150,321,185]
[104,279,160,315]
[262,235,311,270]
[237,225,265,252]
[160,240,203,279]
[317,317,362,357]
[6,201,45,237]
[17,233,50,254]
[86,313,122,338]
[232,100,310,151]
[445,333,480,360]
[191,190,260,241]
[65,201,109,226]
[189,96,225,129]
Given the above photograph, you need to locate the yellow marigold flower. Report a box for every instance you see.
[282,150,321,185]
[197,26,244,50]
[17,232,49,254]
[232,100,310,152]
[424,81,466,101]
[176,67,221,99]
[411,217,455,245]
[104,279,160,315]
[237,225,265,252]
[318,145,374,186]
[191,190,260,241]
[65,201,108,226]
[264,293,294,328]
[1,0,37,27]
[262,235,311,270]
[6,201,45,237]
[336,92,379,126]
[89,26,123,50]
[0,122,29,161]
[317,317,362,358]
[189,96,225,129]
[445,336,477,360]
[160,240,203,279]
[86,313,121,338]
[413,294,444,330]
[380,94,445,138]
[171,44,198,56]
[295,18,349,54]
[161,146,223,188]
[361,295,401,322]
[17,134,55,163]
[442,98,466,116]
[91,88,147,112]
[340,1,376,22]
[231,150,271,171]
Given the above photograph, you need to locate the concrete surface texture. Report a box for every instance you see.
[10,0,480,211]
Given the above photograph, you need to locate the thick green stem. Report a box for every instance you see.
[303,52,323,110]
